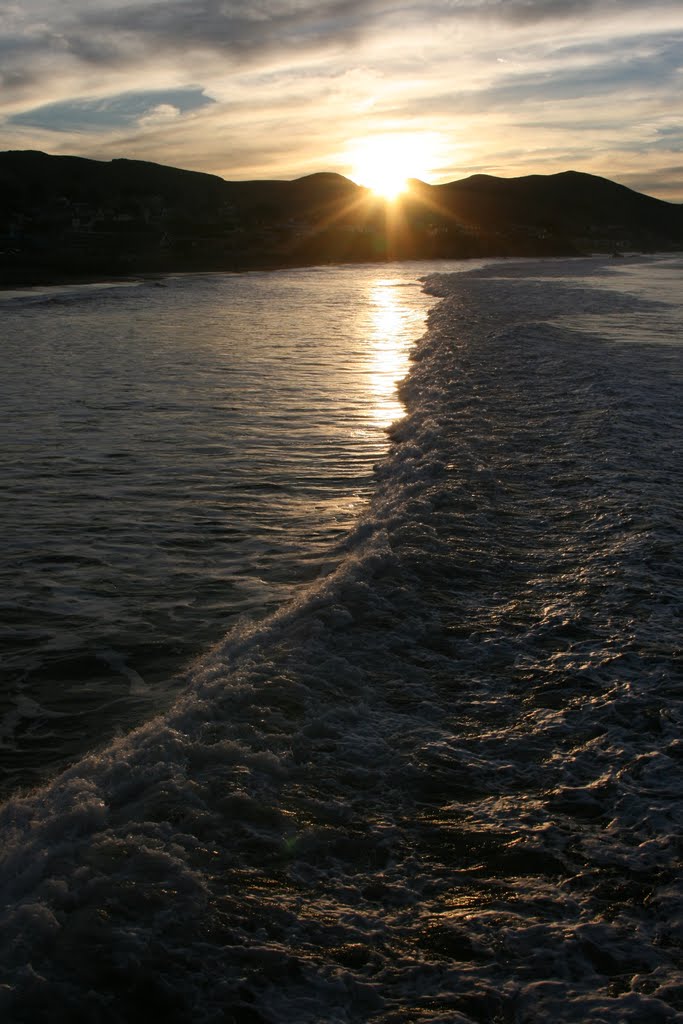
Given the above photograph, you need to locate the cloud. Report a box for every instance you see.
[9,0,653,80]
[8,88,215,133]
[76,0,381,62]
[619,163,683,199]
[477,0,617,25]
[136,104,181,127]
[437,0,683,24]
[417,34,683,115]
[1,0,682,199]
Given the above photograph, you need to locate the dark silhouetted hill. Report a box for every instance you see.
[1,151,681,283]
[426,170,682,243]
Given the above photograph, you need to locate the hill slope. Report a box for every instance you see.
[431,170,681,241]
[1,151,681,283]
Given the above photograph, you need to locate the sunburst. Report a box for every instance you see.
[347,132,442,200]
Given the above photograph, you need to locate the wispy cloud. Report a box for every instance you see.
[9,88,214,133]
[1,0,682,199]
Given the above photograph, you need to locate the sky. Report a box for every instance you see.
[1,0,682,200]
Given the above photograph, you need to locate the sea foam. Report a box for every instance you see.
[1,257,681,1023]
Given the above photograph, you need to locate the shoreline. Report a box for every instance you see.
[0,244,649,292]
[3,243,677,293]
[0,260,414,292]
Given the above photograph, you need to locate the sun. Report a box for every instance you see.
[365,171,408,201]
[347,132,442,200]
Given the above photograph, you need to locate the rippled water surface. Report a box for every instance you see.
[0,255,681,1024]
[0,260,477,794]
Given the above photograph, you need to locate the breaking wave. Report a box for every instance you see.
[1,258,681,1023]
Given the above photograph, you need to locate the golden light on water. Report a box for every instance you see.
[367,280,415,427]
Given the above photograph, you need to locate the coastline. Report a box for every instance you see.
[0,248,640,292]
[3,156,681,295]
[0,259,419,292]
[0,253,432,290]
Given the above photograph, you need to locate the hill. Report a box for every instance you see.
[426,170,682,246]
[1,151,681,283]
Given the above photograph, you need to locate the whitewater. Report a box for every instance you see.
[0,262,445,795]
[1,257,681,1023]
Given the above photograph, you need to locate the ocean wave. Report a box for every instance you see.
[1,259,681,1023]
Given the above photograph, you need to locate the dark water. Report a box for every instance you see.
[0,256,681,1023]
[0,260,473,796]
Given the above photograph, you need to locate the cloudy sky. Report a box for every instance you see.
[1,0,682,199]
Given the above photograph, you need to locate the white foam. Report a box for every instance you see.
[1,257,680,1023]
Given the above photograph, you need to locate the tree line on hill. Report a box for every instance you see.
[1,150,682,284]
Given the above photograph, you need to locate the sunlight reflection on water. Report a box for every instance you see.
[0,259,470,794]
[367,279,415,426]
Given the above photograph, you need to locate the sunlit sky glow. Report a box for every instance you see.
[1,1,682,200]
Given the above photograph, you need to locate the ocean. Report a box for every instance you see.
[1,255,681,1023]
[0,259,467,797]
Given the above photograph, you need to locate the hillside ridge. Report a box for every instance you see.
[2,150,681,284]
